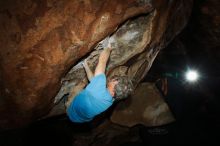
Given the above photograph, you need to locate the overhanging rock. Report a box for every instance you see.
[0,0,193,129]
[50,0,193,123]
[0,0,152,129]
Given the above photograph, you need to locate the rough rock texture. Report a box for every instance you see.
[0,0,152,129]
[50,0,193,118]
[0,0,193,129]
[111,83,175,127]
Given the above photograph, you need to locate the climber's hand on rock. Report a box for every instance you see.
[95,36,114,51]
[106,47,113,51]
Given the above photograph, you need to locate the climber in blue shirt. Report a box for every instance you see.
[66,38,134,123]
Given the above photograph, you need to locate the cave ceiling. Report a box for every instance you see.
[0,0,195,129]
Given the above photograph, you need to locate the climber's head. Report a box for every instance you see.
[107,75,134,101]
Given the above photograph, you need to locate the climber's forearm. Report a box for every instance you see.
[94,48,112,76]
[83,60,94,82]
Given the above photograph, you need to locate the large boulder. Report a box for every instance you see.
[110,83,175,127]
[50,0,193,122]
[0,0,193,129]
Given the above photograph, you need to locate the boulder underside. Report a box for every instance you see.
[0,0,193,129]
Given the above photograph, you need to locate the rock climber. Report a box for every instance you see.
[66,37,134,123]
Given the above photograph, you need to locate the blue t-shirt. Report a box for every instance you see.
[67,73,114,123]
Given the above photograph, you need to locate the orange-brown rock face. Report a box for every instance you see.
[0,0,152,129]
[0,0,193,129]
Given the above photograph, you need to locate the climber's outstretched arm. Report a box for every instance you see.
[83,59,94,82]
[94,47,112,76]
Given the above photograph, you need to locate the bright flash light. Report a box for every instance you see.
[185,70,199,82]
